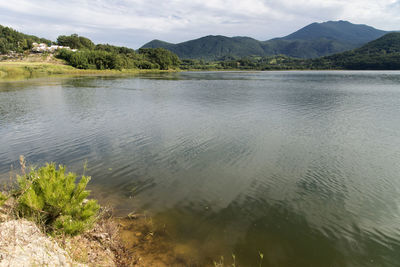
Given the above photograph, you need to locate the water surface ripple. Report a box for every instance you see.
[1,71,400,266]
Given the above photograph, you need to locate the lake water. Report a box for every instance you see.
[1,71,400,266]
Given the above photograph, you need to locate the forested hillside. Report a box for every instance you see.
[0,26,181,71]
[181,33,400,70]
[142,21,389,59]
[318,32,400,69]
[0,25,52,54]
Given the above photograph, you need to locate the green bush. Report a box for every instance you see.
[69,52,90,69]
[16,163,100,236]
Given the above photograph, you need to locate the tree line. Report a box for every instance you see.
[57,46,180,70]
[56,34,181,70]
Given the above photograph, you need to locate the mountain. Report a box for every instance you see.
[143,36,266,60]
[141,21,389,59]
[319,32,400,69]
[263,20,389,58]
[278,20,387,44]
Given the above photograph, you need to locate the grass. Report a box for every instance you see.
[62,206,132,266]
[0,60,178,81]
[0,192,7,206]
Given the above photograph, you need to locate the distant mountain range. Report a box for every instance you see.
[142,21,390,59]
[177,32,400,70]
[2,20,399,70]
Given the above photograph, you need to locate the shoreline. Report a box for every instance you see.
[0,195,193,266]
[0,61,179,82]
[1,61,397,83]
[0,196,129,266]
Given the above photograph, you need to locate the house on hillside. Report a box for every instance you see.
[31,43,77,53]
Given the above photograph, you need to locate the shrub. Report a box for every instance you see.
[69,52,90,69]
[135,60,159,69]
[16,163,100,236]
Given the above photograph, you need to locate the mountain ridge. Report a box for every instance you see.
[141,21,390,59]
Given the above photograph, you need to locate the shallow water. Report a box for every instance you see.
[1,71,400,266]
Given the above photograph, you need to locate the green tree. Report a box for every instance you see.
[69,52,90,69]
[139,48,181,70]
[0,24,52,54]
[16,163,100,236]
[57,34,95,50]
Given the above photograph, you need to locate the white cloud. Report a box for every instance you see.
[0,0,398,48]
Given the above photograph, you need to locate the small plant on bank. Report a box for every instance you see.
[0,192,7,206]
[15,163,100,236]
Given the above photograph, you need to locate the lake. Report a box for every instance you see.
[1,71,400,266]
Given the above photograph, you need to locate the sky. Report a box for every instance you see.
[1,0,399,48]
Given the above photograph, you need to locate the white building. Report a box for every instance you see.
[31,43,75,53]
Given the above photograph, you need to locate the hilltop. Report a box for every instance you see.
[277,20,387,44]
